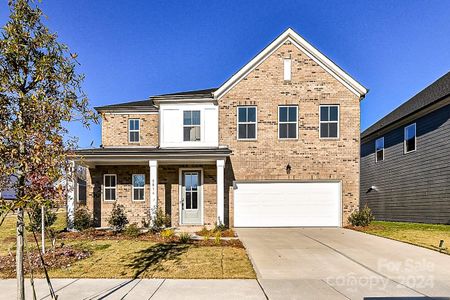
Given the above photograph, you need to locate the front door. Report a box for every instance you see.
[181,171,202,224]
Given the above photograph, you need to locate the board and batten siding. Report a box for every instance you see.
[360,103,450,224]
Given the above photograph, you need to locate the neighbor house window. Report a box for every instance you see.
[375,137,384,162]
[283,58,291,81]
[104,174,117,201]
[404,123,416,153]
[132,174,145,201]
[183,111,201,141]
[237,106,257,140]
[279,106,298,139]
[129,119,140,143]
[320,105,339,138]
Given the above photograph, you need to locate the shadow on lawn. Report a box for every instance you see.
[128,242,189,278]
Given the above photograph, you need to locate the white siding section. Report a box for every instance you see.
[160,103,218,148]
[234,182,341,227]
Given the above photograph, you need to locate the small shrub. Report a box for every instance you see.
[214,231,221,245]
[160,228,174,239]
[74,206,92,231]
[108,204,129,233]
[179,232,191,243]
[214,223,227,233]
[27,204,57,232]
[348,204,374,227]
[152,208,171,232]
[125,223,141,238]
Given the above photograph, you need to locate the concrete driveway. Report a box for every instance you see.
[237,228,450,300]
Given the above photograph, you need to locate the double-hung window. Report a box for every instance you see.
[129,119,140,143]
[104,174,117,201]
[278,106,298,139]
[320,105,339,138]
[375,137,384,162]
[183,111,201,141]
[237,106,257,140]
[404,123,416,153]
[132,174,145,201]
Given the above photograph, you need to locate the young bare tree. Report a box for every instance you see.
[0,0,97,298]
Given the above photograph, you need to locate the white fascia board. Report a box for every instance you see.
[213,28,368,99]
[103,111,159,115]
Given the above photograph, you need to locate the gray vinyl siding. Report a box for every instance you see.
[360,104,450,224]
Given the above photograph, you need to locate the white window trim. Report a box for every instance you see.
[404,123,417,154]
[128,119,140,143]
[375,137,384,162]
[183,110,201,142]
[132,174,145,202]
[319,105,340,139]
[283,58,292,81]
[278,105,298,140]
[103,174,117,202]
[237,106,258,141]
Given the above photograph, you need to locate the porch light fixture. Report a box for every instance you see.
[285,163,291,175]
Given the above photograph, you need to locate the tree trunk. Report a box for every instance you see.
[16,207,25,300]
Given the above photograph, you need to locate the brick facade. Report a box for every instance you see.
[84,40,361,228]
[219,41,360,226]
[86,165,217,228]
[101,113,158,147]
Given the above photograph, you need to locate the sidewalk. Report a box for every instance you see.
[0,279,267,300]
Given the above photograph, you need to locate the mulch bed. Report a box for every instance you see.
[0,245,91,278]
[195,228,236,238]
[58,229,244,248]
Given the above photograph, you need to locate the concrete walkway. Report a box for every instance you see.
[237,228,450,300]
[0,278,267,299]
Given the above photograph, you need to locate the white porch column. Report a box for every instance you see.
[67,160,75,231]
[149,160,158,223]
[216,159,225,225]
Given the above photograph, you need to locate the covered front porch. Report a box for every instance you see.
[70,147,231,228]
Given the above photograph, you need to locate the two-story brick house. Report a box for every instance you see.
[69,28,367,228]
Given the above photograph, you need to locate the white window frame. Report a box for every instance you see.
[278,105,298,140]
[375,137,384,162]
[103,174,117,202]
[319,105,340,139]
[404,123,417,154]
[237,106,257,140]
[132,174,145,202]
[283,58,292,81]
[183,110,201,142]
[128,119,140,143]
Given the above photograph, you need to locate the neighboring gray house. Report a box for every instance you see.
[361,72,450,224]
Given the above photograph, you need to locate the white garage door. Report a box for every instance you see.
[234,181,341,227]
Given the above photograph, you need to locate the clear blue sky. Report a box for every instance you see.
[1,1,449,148]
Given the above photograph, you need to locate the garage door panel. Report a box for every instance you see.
[234,182,341,227]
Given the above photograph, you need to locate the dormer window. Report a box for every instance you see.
[183,111,201,141]
[128,119,140,143]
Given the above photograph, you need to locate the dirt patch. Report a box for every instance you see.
[0,245,91,278]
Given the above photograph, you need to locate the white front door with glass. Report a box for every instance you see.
[181,171,202,224]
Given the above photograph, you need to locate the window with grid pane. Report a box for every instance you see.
[104,174,116,201]
[279,106,298,139]
[132,174,145,201]
[237,106,257,139]
[375,137,384,162]
[129,119,140,143]
[319,105,339,138]
[183,111,201,141]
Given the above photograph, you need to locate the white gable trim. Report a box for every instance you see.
[213,28,368,99]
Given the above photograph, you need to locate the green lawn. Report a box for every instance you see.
[354,221,450,255]
[0,212,255,279]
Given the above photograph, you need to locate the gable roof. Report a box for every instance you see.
[361,71,450,140]
[213,28,368,100]
[95,99,158,112]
